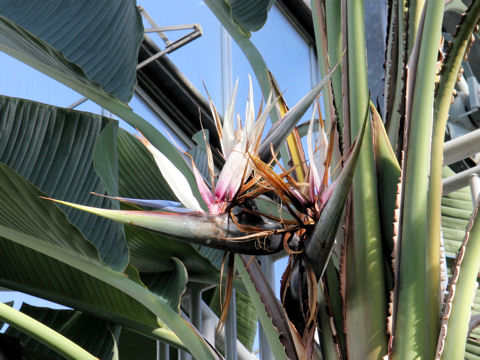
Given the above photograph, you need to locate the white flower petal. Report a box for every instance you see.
[139,135,203,212]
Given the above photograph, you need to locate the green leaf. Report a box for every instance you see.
[445,0,468,13]
[371,102,400,256]
[94,122,120,199]
[384,0,407,153]
[442,167,473,257]
[5,305,119,360]
[141,258,188,313]
[0,302,97,360]
[430,0,480,317]
[343,1,388,358]
[393,2,445,358]
[125,225,218,277]
[439,201,480,359]
[0,163,217,359]
[117,128,177,201]
[236,254,295,360]
[228,0,275,34]
[0,0,143,102]
[258,61,340,163]
[0,95,127,271]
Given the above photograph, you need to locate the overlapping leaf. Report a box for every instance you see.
[0,95,127,270]
[0,163,218,359]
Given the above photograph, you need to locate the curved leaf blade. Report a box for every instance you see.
[5,305,119,360]
[0,302,97,360]
[438,201,480,359]
[258,62,340,163]
[0,95,127,270]
[0,0,143,102]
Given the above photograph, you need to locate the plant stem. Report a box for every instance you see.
[0,302,98,360]
[344,0,388,358]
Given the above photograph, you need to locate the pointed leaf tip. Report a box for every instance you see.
[306,107,369,278]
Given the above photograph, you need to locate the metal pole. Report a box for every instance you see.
[220,23,238,359]
[469,173,480,205]
[158,342,169,360]
[259,256,274,360]
[443,128,480,166]
[225,289,238,360]
[191,286,203,331]
[442,164,480,194]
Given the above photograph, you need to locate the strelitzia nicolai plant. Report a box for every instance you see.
[1,0,480,359]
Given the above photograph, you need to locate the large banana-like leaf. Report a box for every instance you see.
[0,0,142,103]
[0,95,127,270]
[94,122,121,200]
[117,128,177,203]
[0,163,217,360]
[442,167,473,257]
[124,225,218,276]
[4,304,118,360]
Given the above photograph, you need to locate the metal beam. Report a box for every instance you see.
[443,128,480,166]
[443,165,480,194]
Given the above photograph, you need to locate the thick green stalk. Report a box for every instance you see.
[428,1,480,357]
[325,0,343,128]
[311,0,343,175]
[0,302,97,360]
[407,0,425,57]
[317,281,341,360]
[310,0,332,128]
[392,1,444,358]
[385,0,407,154]
[439,203,480,359]
[344,1,387,359]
